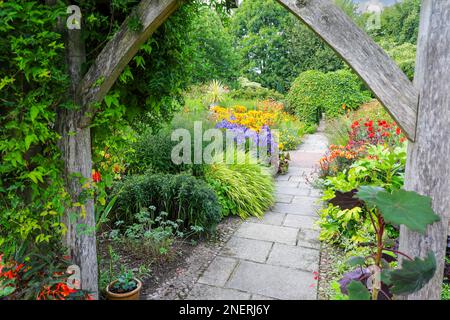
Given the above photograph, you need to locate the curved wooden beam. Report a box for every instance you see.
[277,0,418,141]
[78,0,180,116]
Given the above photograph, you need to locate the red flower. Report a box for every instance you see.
[364,120,373,127]
[351,121,360,129]
[396,127,402,135]
[2,270,14,279]
[92,171,101,183]
[369,132,375,139]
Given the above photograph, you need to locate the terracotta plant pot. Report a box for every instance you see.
[106,278,142,300]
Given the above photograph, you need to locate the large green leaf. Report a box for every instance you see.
[389,251,437,295]
[347,280,371,300]
[355,186,386,208]
[346,256,366,267]
[375,190,440,234]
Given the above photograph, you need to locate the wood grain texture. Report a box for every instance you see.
[399,0,450,300]
[78,0,180,117]
[59,24,99,298]
[277,0,418,140]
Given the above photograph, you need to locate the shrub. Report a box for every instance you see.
[379,40,416,81]
[204,152,275,219]
[112,173,221,234]
[286,69,371,124]
[127,111,214,175]
[229,86,284,102]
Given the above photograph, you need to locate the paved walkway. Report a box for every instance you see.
[187,127,328,300]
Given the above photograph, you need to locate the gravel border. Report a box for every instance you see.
[317,242,345,300]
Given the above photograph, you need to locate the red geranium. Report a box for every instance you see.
[92,170,101,183]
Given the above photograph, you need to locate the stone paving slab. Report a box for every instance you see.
[266,243,320,272]
[220,237,273,263]
[296,238,321,250]
[271,202,319,216]
[298,228,321,243]
[250,294,277,300]
[275,186,311,197]
[289,152,325,168]
[275,181,300,188]
[226,261,316,300]
[283,214,319,230]
[187,284,251,300]
[234,222,298,245]
[274,194,293,204]
[197,256,238,287]
[248,211,286,226]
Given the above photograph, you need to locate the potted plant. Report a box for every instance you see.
[106,270,142,300]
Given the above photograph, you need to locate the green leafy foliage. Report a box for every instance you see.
[110,270,137,294]
[229,86,284,101]
[318,144,407,246]
[357,187,440,234]
[112,173,221,234]
[347,280,371,300]
[127,111,214,175]
[381,40,417,80]
[230,0,350,93]
[204,152,275,219]
[356,186,388,208]
[0,1,70,257]
[346,256,366,268]
[368,0,420,45]
[286,69,371,124]
[387,251,437,295]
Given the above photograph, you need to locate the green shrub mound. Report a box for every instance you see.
[127,112,213,175]
[204,153,275,219]
[113,173,221,234]
[229,86,284,102]
[286,69,371,124]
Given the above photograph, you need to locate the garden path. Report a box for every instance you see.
[187,124,328,300]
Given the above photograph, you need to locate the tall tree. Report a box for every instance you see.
[231,0,355,92]
[231,0,295,92]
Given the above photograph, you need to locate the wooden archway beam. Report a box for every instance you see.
[78,0,180,121]
[277,0,419,141]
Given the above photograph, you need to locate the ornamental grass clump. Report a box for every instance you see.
[204,151,275,219]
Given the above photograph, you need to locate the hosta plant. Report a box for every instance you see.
[340,186,440,300]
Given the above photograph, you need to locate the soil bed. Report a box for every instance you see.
[98,216,242,300]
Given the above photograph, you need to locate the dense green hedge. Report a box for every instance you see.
[113,173,222,234]
[286,69,371,124]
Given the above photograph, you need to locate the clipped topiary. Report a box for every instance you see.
[286,69,371,124]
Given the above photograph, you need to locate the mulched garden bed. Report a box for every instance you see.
[97,216,242,300]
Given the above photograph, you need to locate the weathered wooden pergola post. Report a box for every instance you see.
[398,0,450,300]
[61,0,448,298]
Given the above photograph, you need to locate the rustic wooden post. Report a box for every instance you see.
[398,0,450,300]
